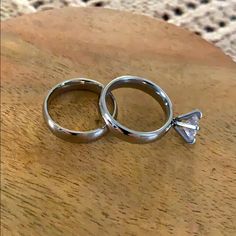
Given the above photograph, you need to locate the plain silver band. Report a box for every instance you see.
[99,76,173,143]
[43,78,117,143]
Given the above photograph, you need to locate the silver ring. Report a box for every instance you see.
[99,75,202,144]
[43,78,117,143]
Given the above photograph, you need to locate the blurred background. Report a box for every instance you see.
[1,0,236,61]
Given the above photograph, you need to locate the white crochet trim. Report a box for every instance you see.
[1,0,236,61]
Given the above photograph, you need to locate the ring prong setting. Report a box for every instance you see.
[173,109,202,144]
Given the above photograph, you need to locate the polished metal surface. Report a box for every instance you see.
[43,78,117,143]
[99,75,174,143]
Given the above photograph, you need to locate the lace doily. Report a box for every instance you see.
[1,0,236,61]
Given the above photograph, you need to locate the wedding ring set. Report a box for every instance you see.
[43,76,202,144]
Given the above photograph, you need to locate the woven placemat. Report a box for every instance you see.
[1,0,236,62]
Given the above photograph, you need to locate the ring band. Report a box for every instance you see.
[43,78,117,143]
[99,75,173,143]
[99,75,202,144]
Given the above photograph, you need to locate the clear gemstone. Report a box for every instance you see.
[173,110,202,144]
[182,115,199,139]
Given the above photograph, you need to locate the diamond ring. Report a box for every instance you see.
[99,75,202,144]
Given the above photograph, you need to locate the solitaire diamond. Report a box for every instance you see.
[173,110,202,144]
[183,115,199,140]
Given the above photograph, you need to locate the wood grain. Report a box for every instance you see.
[1,7,236,236]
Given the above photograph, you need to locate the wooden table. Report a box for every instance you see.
[1,7,236,236]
